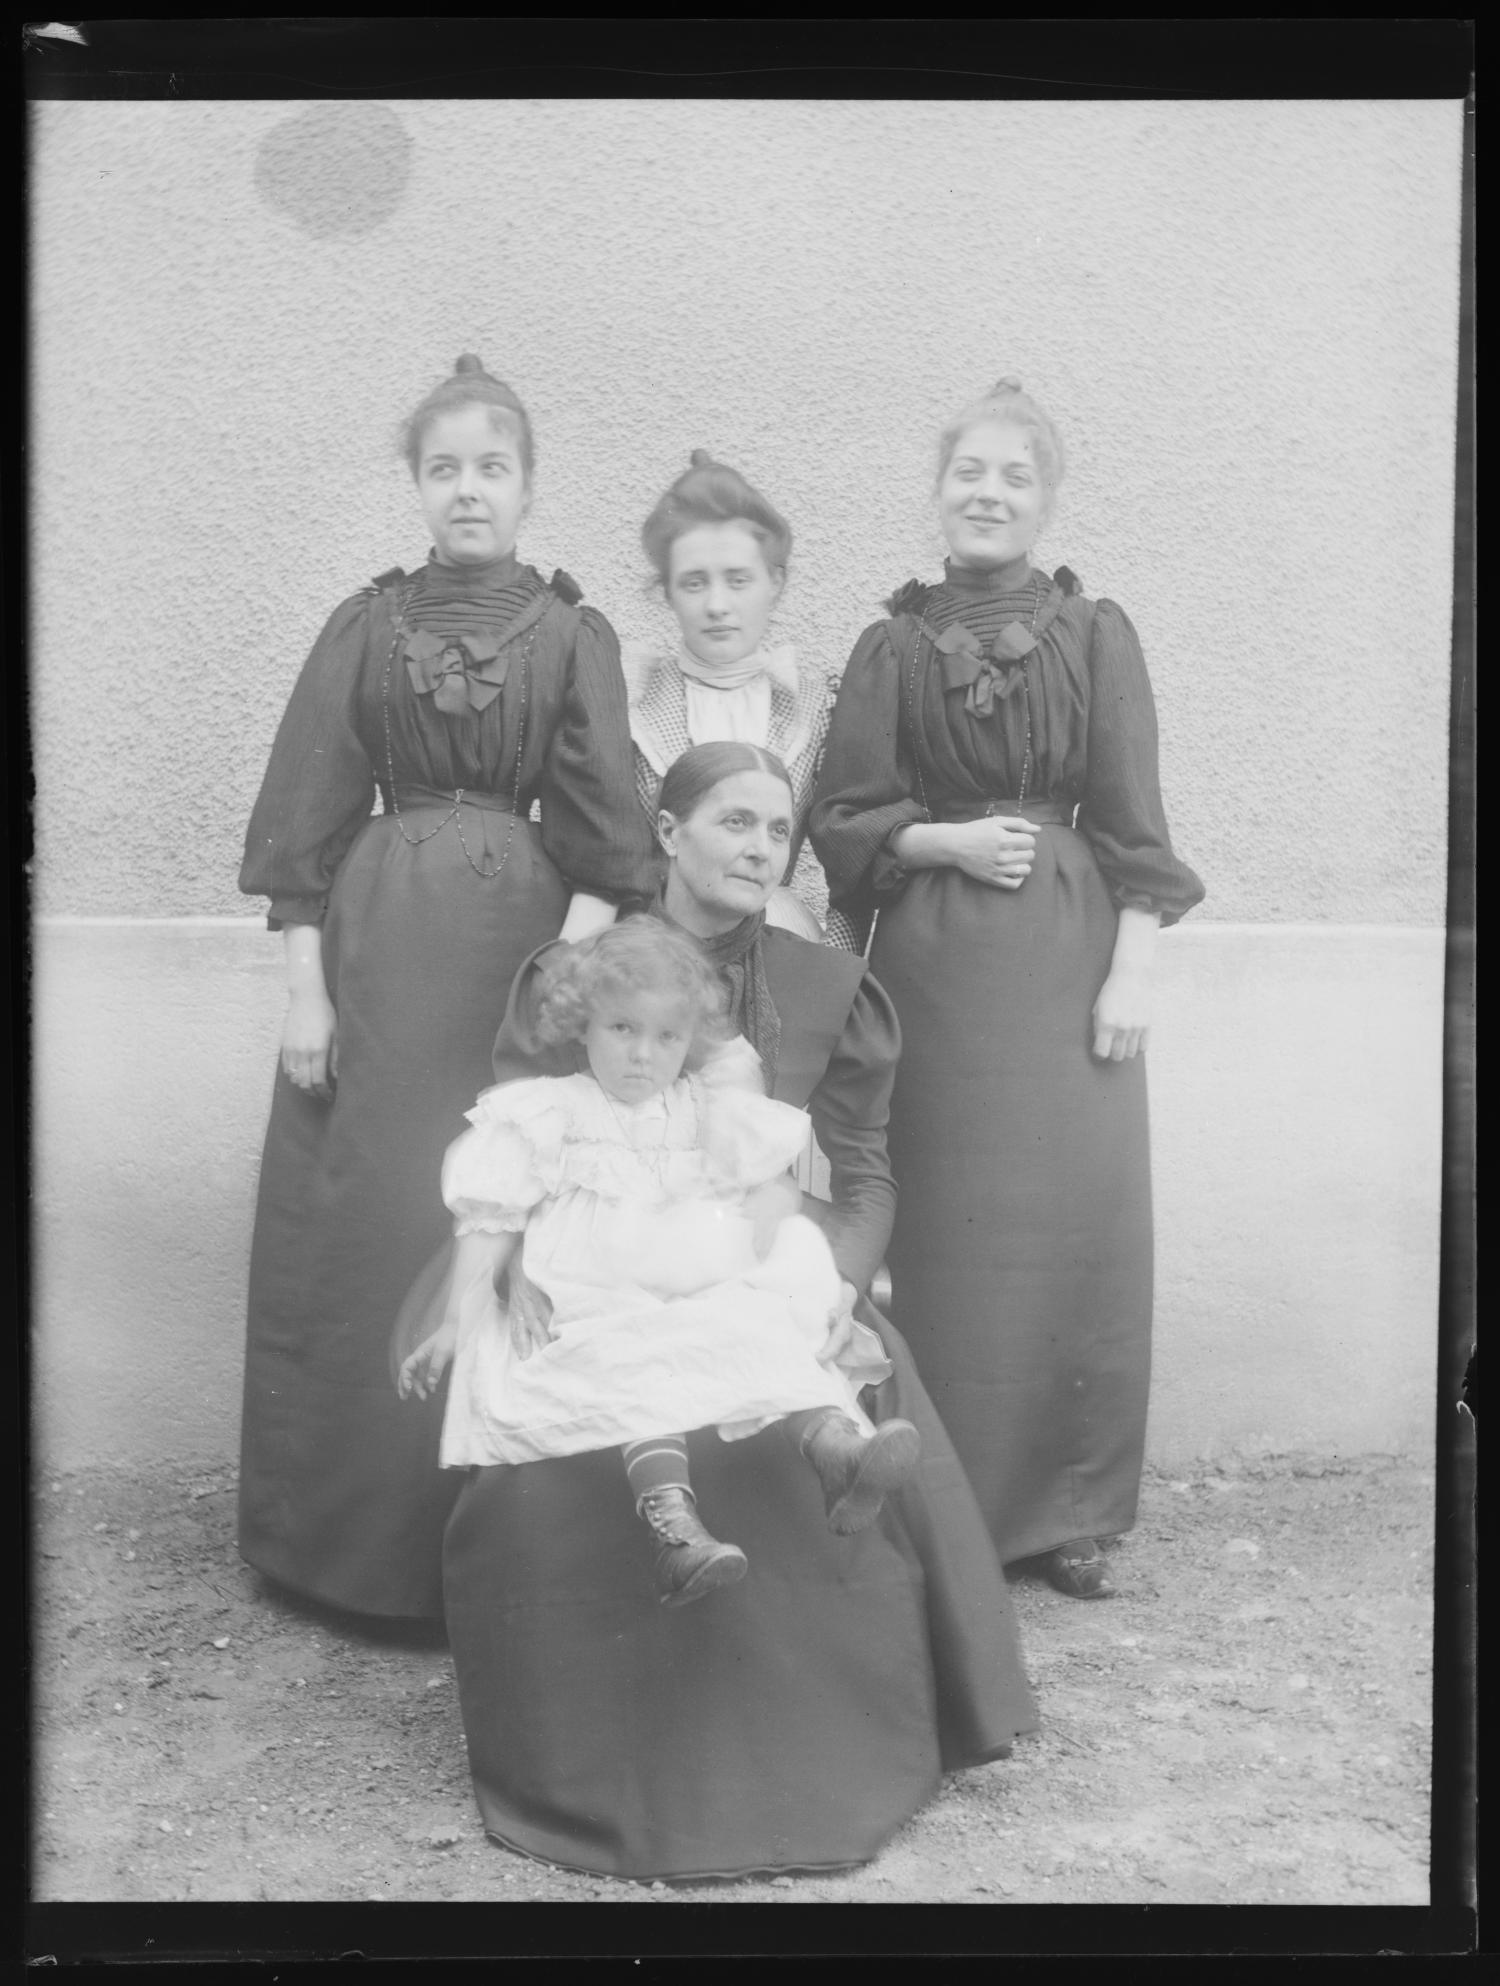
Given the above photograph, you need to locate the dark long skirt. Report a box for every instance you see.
[871,822,1153,1567]
[443,1311,1037,1881]
[238,802,569,1618]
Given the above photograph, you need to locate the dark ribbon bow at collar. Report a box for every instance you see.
[403,629,509,715]
[935,620,1041,718]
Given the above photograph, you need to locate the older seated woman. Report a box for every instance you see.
[432,742,1038,1882]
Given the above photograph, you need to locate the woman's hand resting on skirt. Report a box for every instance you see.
[281,988,339,1099]
[1091,968,1151,1061]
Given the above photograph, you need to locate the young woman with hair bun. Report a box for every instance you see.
[812,377,1205,1601]
[624,451,859,947]
[237,355,656,1619]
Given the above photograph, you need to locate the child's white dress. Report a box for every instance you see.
[437,1068,891,1467]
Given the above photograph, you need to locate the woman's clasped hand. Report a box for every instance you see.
[926,815,1040,890]
[811,375,1203,1606]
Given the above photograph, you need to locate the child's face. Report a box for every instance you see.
[585,986,694,1105]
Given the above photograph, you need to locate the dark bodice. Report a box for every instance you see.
[240,557,658,927]
[809,563,1204,924]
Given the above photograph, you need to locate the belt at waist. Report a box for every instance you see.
[389,784,520,816]
[936,796,1077,826]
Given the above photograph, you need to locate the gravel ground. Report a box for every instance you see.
[31,1450,1433,1910]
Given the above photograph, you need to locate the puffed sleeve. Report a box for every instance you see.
[539,605,661,902]
[808,622,928,917]
[239,595,379,929]
[1076,601,1205,925]
[698,1087,813,1191]
[694,1034,768,1094]
[441,1078,571,1234]
[804,967,901,1296]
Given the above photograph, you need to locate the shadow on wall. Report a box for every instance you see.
[255,103,413,239]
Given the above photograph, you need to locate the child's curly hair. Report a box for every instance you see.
[535,917,730,1067]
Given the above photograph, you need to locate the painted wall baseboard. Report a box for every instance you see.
[31,919,1444,1472]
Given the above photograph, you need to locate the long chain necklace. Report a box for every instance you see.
[599,1080,676,1187]
[379,577,536,880]
[904,570,1046,819]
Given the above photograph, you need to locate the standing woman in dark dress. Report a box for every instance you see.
[437,742,1037,1881]
[810,379,1204,1600]
[238,356,656,1619]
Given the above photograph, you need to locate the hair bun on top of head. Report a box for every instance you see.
[936,376,1064,495]
[400,355,536,478]
[639,452,793,585]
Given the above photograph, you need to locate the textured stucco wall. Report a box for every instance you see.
[33,920,1442,1472]
[30,100,1459,1473]
[31,99,1461,923]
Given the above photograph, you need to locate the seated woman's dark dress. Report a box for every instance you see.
[440,922,1039,1880]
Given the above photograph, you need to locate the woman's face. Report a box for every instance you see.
[938,419,1046,571]
[658,769,794,935]
[417,406,530,566]
[666,522,784,669]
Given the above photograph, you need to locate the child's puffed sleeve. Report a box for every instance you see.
[441,1078,571,1234]
[697,1085,812,1192]
[694,1034,768,1096]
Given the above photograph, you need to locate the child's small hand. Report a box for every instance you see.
[398,1323,457,1401]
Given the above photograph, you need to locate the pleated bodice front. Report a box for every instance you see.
[809,560,1204,923]
[241,553,657,928]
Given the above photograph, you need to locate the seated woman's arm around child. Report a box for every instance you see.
[395,917,920,1608]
